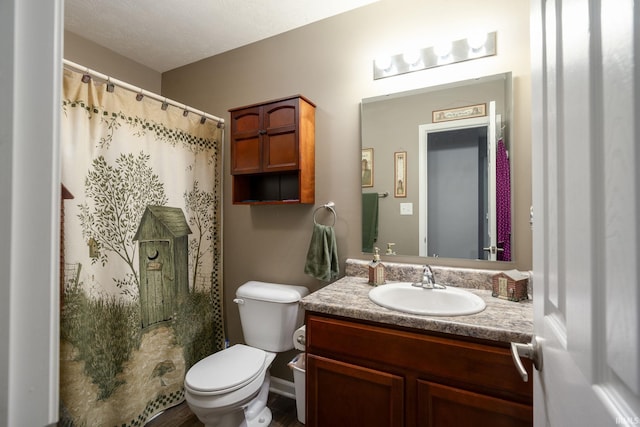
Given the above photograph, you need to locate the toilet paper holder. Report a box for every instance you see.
[296,334,305,346]
[293,325,306,350]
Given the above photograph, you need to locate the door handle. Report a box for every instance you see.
[482,246,505,253]
[510,336,543,382]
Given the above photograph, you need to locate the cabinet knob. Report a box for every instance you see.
[258,129,267,135]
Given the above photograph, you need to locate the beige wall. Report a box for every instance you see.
[162,0,531,379]
[64,31,161,93]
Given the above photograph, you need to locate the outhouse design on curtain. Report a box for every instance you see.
[59,68,224,427]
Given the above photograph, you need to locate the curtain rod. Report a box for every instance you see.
[63,59,225,126]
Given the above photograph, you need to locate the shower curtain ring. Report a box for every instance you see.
[106,78,115,93]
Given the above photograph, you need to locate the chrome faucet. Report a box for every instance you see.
[412,265,446,289]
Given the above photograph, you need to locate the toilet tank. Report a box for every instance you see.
[235,281,309,352]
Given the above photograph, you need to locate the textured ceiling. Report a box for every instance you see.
[64,0,378,72]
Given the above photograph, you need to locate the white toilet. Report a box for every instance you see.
[184,280,309,427]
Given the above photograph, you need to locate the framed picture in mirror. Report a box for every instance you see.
[362,148,373,187]
[432,103,486,123]
[394,151,406,197]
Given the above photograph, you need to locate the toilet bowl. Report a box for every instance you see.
[184,281,309,427]
[184,344,276,427]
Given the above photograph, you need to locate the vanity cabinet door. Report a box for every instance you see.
[417,381,532,427]
[307,354,404,427]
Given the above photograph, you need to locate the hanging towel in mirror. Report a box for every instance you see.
[304,223,339,281]
[362,192,379,253]
[496,138,511,261]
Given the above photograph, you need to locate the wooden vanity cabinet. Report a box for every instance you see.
[229,95,315,204]
[306,313,533,427]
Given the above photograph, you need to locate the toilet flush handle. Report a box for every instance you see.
[233,298,245,305]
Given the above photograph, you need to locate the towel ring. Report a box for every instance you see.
[313,203,337,227]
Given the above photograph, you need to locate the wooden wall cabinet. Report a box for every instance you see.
[306,313,533,427]
[229,95,315,204]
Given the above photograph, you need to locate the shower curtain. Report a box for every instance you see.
[59,68,224,426]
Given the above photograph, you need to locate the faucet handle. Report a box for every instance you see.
[386,243,396,255]
[423,265,435,282]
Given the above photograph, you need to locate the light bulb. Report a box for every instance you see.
[467,32,488,51]
[374,56,392,71]
[434,41,452,58]
[402,50,421,66]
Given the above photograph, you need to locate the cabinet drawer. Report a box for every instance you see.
[306,314,532,403]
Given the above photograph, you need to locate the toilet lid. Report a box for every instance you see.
[185,344,267,393]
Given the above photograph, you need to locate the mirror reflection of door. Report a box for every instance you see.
[419,104,501,259]
[426,126,489,259]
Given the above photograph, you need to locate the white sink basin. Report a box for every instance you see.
[368,282,486,316]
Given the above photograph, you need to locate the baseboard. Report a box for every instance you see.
[269,376,296,399]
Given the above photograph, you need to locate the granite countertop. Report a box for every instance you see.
[301,275,533,344]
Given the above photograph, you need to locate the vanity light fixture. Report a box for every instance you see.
[373,31,497,80]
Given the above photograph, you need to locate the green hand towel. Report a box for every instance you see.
[362,193,379,253]
[304,223,339,282]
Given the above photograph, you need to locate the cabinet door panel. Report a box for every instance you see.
[307,354,404,427]
[417,381,532,427]
[231,107,261,174]
[232,107,261,133]
[264,131,298,171]
[231,134,261,173]
[264,99,297,128]
[263,99,298,171]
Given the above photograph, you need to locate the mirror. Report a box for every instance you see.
[361,72,513,261]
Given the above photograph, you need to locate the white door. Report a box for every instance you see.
[529,0,639,425]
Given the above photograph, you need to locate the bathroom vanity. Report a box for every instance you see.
[301,268,533,427]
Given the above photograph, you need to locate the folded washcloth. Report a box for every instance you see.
[304,223,339,282]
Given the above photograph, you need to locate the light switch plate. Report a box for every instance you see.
[400,203,413,215]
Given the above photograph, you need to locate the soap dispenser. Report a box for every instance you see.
[368,247,385,286]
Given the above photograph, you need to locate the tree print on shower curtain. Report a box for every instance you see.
[184,180,216,292]
[78,152,168,297]
[59,67,224,427]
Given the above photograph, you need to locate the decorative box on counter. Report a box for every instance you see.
[492,270,528,302]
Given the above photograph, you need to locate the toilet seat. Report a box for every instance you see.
[185,344,267,395]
